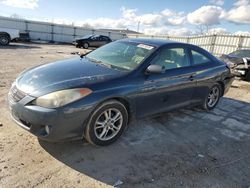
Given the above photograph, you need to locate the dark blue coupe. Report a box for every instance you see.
[8,38,234,146]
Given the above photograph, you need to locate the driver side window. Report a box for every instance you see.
[91,36,99,40]
[152,47,190,70]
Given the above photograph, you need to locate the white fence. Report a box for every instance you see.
[0,16,127,43]
[1,16,250,56]
[128,34,250,56]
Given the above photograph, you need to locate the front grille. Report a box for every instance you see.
[9,85,26,102]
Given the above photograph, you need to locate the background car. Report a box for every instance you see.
[0,27,19,45]
[220,49,250,81]
[73,34,112,49]
[8,38,234,146]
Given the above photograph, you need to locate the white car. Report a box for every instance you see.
[0,28,19,45]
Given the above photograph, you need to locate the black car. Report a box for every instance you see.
[8,38,234,146]
[73,34,111,49]
[220,49,250,81]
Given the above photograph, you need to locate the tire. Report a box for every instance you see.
[85,100,128,146]
[245,70,250,82]
[202,84,222,111]
[0,35,10,45]
[83,42,89,49]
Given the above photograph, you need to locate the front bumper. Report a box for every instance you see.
[72,41,79,46]
[232,58,250,77]
[8,90,95,141]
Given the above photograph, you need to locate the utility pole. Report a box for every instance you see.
[137,21,140,33]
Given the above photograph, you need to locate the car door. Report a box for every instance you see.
[99,36,108,46]
[89,36,99,47]
[189,48,219,103]
[136,46,197,117]
[94,36,103,47]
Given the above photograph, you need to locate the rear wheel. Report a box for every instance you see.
[83,42,89,49]
[0,35,10,45]
[84,100,128,146]
[202,84,221,110]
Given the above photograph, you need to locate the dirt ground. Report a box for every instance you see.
[0,42,250,188]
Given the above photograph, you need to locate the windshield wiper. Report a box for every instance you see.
[86,57,112,68]
[86,57,128,71]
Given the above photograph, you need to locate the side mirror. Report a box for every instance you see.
[146,64,164,74]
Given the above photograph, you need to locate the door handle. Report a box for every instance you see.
[142,86,156,91]
[189,74,196,81]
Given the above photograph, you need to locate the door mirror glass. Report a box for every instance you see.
[146,64,163,74]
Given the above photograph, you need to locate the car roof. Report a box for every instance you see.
[119,38,184,47]
[94,34,109,37]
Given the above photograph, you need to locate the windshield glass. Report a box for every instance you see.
[86,41,155,71]
[229,50,250,57]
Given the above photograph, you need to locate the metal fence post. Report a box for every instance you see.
[25,20,29,32]
[50,24,54,43]
[73,27,76,39]
[209,34,216,54]
[237,35,244,50]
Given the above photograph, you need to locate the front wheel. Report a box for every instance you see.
[84,100,128,146]
[0,35,10,45]
[202,84,222,111]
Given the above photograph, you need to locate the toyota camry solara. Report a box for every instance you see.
[8,38,234,146]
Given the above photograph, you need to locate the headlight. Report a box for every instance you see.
[225,61,236,68]
[33,88,92,108]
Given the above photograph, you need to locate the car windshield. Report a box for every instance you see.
[85,41,155,71]
[229,50,250,57]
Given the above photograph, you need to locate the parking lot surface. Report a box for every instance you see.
[0,43,250,188]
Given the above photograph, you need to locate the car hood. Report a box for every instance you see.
[220,54,243,65]
[16,57,123,96]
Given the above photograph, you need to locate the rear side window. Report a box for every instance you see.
[152,48,190,70]
[191,50,210,65]
[100,36,108,41]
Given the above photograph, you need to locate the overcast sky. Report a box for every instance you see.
[0,0,249,36]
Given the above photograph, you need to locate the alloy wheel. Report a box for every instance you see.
[0,36,9,45]
[94,108,123,141]
[207,87,220,108]
[83,43,88,49]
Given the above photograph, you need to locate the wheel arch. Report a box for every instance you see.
[100,97,132,123]
[0,32,11,39]
[217,81,225,97]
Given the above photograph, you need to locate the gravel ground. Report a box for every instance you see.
[0,42,250,188]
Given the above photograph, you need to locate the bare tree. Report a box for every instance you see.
[196,24,210,35]
[10,13,23,19]
[82,23,93,29]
